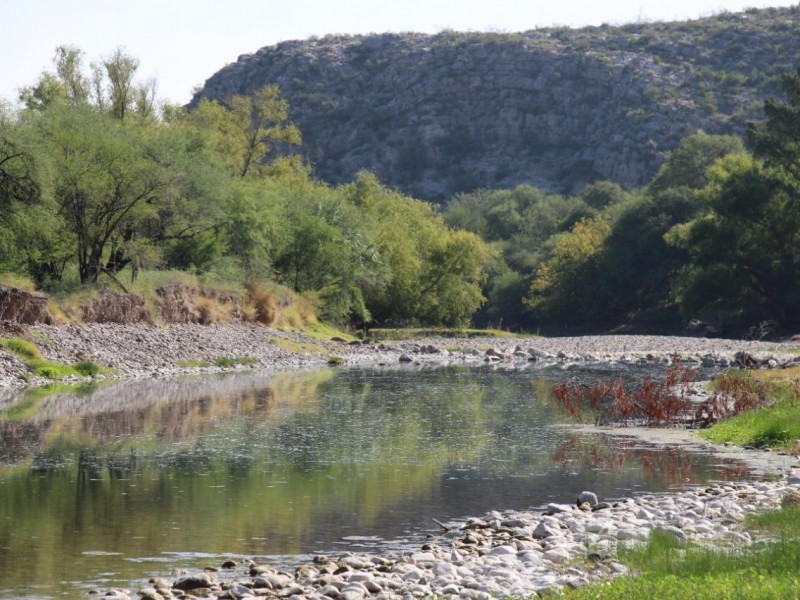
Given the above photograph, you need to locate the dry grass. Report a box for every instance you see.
[245,283,277,325]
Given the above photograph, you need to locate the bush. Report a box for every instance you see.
[73,360,101,376]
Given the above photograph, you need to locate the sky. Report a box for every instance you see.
[1,1,796,106]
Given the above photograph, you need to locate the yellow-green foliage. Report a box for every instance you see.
[367,327,519,341]
[0,338,41,361]
[0,272,38,293]
[270,337,325,355]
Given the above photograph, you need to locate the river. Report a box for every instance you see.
[0,363,749,598]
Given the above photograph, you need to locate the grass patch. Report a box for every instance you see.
[213,357,258,368]
[700,406,800,448]
[568,505,800,599]
[700,368,800,450]
[1,337,105,380]
[270,337,326,355]
[327,355,345,365]
[366,327,521,341]
[175,359,212,368]
[303,321,358,342]
[0,272,38,293]
[0,338,42,361]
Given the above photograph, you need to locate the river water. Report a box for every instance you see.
[0,363,749,598]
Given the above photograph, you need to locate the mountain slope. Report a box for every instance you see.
[192,6,800,201]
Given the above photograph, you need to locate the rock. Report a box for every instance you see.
[532,522,560,540]
[399,353,413,363]
[546,503,573,515]
[227,584,256,599]
[576,491,599,507]
[782,489,800,507]
[172,573,215,591]
[221,559,237,569]
[136,589,164,600]
[543,548,571,564]
[487,545,517,556]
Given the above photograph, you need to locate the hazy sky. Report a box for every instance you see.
[1,1,796,106]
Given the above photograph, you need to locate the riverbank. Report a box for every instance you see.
[2,323,800,388]
[3,325,800,598]
[100,472,800,600]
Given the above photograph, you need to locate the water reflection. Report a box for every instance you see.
[553,434,751,486]
[0,365,749,599]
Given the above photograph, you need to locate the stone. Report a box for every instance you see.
[172,573,215,591]
[532,522,560,540]
[542,548,571,564]
[546,503,573,515]
[577,491,599,507]
[136,589,164,600]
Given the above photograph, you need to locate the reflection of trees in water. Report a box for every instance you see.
[552,434,750,485]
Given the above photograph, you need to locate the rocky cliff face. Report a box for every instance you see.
[192,6,800,201]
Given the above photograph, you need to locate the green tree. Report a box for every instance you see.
[650,133,745,192]
[526,216,612,329]
[667,154,800,328]
[189,85,301,178]
[103,47,139,121]
[748,66,800,178]
[30,105,170,283]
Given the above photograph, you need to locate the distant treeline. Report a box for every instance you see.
[1,46,799,336]
[446,65,800,336]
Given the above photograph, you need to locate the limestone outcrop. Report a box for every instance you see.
[192,6,800,201]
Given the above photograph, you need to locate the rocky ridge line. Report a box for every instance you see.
[192,6,800,200]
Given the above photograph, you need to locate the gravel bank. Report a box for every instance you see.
[99,473,800,600]
[2,325,800,388]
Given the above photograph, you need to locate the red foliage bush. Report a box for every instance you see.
[552,363,696,427]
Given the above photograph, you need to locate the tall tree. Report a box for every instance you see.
[103,47,139,121]
[189,85,301,178]
[34,105,169,283]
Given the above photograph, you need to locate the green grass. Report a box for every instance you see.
[701,407,800,448]
[700,370,800,451]
[213,357,258,368]
[174,359,213,368]
[1,337,104,380]
[270,337,326,355]
[303,322,358,342]
[366,327,522,341]
[0,338,42,361]
[568,505,800,599]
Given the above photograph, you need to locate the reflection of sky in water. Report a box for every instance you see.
[0,364,746,599]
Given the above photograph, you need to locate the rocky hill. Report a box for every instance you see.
[192,6,800,201]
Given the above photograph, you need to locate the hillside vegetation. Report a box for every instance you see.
[193,6,800,200]
[3,12,800,337]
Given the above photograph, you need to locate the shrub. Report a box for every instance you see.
[552,363,696,426]
[73,360,101,376]
[245,283,277,325]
